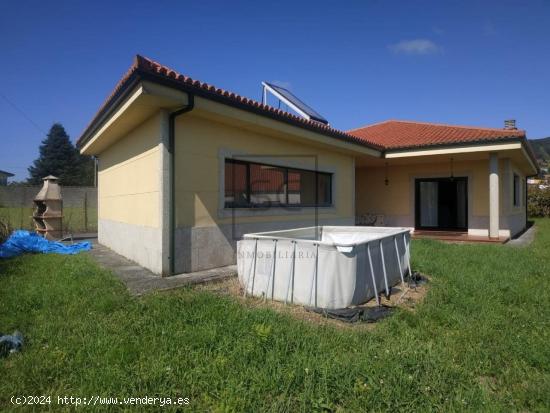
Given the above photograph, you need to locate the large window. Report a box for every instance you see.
[513,173,521,207]
[224,159,332,208]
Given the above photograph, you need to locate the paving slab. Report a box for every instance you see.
[507,225,536,247]
[84,238,237,295]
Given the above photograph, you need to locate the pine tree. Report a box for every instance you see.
[28,123,94,186]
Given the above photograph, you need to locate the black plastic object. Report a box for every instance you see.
[408,271,428,288]
[306,305,394,323]
[0,331,24,357]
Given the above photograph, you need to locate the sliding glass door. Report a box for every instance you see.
[415,177,468,231]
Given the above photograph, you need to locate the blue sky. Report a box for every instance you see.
[1,0,549,181]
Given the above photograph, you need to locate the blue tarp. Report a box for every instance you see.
[0,230,92,259]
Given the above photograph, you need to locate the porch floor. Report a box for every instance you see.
[412,230,509,244]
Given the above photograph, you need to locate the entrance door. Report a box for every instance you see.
[415,177,468,231]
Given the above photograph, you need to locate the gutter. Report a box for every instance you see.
[168,94,195,275]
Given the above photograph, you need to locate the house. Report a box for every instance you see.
[77,55,538,275]
[0,170,14,186]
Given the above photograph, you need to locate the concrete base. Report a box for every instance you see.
[88,239,236,295]
[174,217,354,273]
[382,213,524,239]
[98,219,163,274]
[507,224,536,247]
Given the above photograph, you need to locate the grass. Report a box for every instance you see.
[1,220,550,412]
[0,207,98,233]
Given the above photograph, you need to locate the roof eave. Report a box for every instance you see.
[77,71,141,149]
[383,136,539,175]
[383,136,525,153]
[77,67,383,153]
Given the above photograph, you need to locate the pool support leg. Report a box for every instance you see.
[265,239,278,301]
[285,241,297,305]
[244,239,258,297]
[366,242,380,306]
[379,239,390,299]
[403,233,412,279]
[394,235,405,288]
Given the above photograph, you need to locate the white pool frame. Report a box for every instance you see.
[237,226,412,309]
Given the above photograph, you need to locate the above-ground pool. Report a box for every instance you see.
[237,226,411,309]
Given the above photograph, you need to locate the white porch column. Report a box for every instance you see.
[489,152,500,238]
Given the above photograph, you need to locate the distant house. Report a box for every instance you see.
[0,170,14,186]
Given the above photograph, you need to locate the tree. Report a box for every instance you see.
[28,123,94,186]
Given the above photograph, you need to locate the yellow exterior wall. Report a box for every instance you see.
[97,113,161,228]
[356,160,491,218]
[356,158,526,236]
[174,114,355,228]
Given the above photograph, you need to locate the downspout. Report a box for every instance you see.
[168,94,195,274]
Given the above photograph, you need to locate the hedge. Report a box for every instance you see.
[528,186,550,217]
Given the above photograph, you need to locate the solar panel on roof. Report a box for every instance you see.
[262,81,329,125]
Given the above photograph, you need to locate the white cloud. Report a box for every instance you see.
[389,39,441,55]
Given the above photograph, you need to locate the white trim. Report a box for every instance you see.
[521,145,539,175]
[385,142,522,158]
[218,206,338,219]
[489,153,500,238]
[80,86,145,153]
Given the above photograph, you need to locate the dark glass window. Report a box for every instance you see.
[224,159,332,208]
[224,160,248,207]
[513,173,520,207]
[287,168,331,206]
[249,163,286,206]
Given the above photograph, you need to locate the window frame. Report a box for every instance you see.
[224,158,333,209]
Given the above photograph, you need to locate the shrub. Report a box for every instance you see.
[528,186,550,217]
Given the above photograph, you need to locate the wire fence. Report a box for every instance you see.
[0,186,97,234]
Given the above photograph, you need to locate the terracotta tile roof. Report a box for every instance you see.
[346,120,526,150]
[77,55,383,151]
[77,55,535,173]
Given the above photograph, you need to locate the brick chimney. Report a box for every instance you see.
[504,119,517,130]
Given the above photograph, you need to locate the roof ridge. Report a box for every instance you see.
[348,119,526,134]
[346,119,396,133]
[135,54,331,130]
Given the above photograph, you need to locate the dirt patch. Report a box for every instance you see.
[195,273,430,329]
[478,376,498,394]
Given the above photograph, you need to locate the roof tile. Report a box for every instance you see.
[77,55,383,150]
[347,120,526,150]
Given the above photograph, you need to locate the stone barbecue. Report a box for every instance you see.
[33,175,63,240]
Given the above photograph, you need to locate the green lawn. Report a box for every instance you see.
[0,207,98,233]
[1,221,550,412]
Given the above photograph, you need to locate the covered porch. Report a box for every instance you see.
[354,140,537,241]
